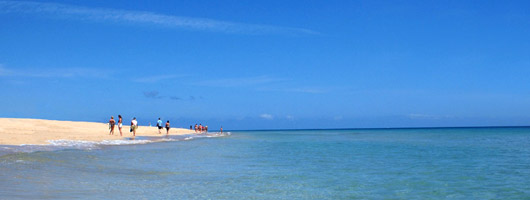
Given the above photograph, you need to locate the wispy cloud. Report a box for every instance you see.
[142,91,200,101]
[134,74,185,83]
[169,96,182,101]
[0,64,11,76]
[193,76,287,87]
[258,87,327,94]
[0,65,109,79]
[0,0,318,35]
[260,114,274,120]
[143,91,162,99]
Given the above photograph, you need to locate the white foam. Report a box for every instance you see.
[98,139,153,145]
[0,132,232,155]
[46,139,154,149]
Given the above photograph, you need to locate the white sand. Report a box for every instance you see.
[0,118,196,145]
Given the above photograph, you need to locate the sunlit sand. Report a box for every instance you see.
[0,118,195,145]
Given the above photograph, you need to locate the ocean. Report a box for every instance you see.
[1,128,530,199]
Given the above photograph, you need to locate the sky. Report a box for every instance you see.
[1,0,530,130]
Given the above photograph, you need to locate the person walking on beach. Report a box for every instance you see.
[109,116,116,135]
[131,117,138,138]
[118,115,123,136]
[165,120,170,135]
[157,118,163,134]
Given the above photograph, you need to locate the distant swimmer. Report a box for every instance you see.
[109,116,116,135]
[165,120,170,135]
[118,115,123,136]
[131,117,138,138]
[157,118,163,134]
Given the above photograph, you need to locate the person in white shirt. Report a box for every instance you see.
[157,118,163,134]
[131,117,138,138]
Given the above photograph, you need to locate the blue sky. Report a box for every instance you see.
[1,0,530,130]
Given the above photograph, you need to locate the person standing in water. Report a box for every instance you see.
[220,126,223,134]
[165,120,170,135]
[118,115,123,136]
[157,118,163,134]
[109,116,116,135]
[131,117,138,138]
[194,124,198,133]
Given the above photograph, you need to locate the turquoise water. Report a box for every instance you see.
[1,128,530,199]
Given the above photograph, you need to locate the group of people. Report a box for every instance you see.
[108,115,137,137]
[190,124,221,133]
[108,116,222,138]
[156,118,171,135]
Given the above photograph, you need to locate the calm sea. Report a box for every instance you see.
[1,128,530,199]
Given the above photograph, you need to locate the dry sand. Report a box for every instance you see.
[0,118,196,145]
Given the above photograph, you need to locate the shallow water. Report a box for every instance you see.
[1,128,530,199]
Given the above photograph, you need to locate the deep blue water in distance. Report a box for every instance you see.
[1,128,530,199]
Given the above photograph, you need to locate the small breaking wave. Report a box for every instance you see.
[0,132,231,156]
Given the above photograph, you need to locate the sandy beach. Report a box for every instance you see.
[0,118,196,145]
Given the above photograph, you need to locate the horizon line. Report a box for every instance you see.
[230,125,530,132]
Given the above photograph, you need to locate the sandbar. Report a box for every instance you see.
[0,118,196,145]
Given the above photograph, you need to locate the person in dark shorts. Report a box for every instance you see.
[165,120,170,135]
[157,118,163,134]
[109,116,116,135]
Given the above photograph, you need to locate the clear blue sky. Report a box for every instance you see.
[1,0,529,130]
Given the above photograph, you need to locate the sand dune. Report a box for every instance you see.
[0,118,196,145]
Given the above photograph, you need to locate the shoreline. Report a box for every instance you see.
[0,118,197,145]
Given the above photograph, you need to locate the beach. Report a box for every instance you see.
[0,118,195,145]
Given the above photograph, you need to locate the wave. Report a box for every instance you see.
[0,132,231,156]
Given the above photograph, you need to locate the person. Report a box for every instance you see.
[165,120,170,135]
[109,116,116,135]
[194,124,198,133]
[190,125,192,130]
[118,115,123,136]
[131,117,138,138]
[220,126,223,134]
[205,125,208,133]
[199,124,203,133]
[157,118,163,134]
